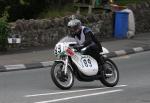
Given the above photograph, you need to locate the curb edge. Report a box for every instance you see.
[0,46,150,72]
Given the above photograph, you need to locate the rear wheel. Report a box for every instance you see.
[100,58,119,87]
[51,62,74,90]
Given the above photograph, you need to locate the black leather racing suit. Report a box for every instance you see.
[71,27,103,65]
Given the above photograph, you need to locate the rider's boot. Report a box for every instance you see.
[97,54,105,72]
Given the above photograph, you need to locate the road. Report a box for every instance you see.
[0,51,150,103]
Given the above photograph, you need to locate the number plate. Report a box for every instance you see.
[81,57,93,68]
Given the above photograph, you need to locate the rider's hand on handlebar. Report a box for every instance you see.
[73,45,82,51]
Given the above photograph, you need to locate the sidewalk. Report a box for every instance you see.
[0,32,150,71]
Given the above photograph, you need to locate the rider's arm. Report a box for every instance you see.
[82,31,93,47]
[73,31,93,50]
[80,27,95,48]
[82,28,103,52]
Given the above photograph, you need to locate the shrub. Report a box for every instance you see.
[0,18,9,52]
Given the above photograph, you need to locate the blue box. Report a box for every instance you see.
[114,11,129,39]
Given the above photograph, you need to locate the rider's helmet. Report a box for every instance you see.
[67,19,82,36]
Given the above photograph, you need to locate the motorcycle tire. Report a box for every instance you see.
[51,62,74,90]
[100,58,119,87]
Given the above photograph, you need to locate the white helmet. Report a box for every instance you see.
[67,19,82,36]
[67,19,81,30]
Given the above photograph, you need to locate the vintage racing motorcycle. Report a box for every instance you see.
[51,37,119,90]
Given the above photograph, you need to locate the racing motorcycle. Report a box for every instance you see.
[51,37,119,90]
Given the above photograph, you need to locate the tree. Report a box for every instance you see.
[0,18,9,52]
[0,0,74,21]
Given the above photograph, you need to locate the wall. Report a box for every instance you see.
[9,1,150,48]
[128,1,150,33]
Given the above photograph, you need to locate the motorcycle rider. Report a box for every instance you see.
[67,19,104,66]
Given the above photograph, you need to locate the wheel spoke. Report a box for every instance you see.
[100,59,119,87]
[104,62,117,83]
[51,62,74,89]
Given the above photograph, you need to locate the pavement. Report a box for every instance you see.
[0,32,150,72]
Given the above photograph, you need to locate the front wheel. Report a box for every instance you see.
[100,58,119,87]
[51,62,74,90]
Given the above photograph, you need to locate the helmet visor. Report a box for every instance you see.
[68,25,79,32]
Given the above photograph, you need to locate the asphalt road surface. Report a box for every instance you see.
[0,51,150,103]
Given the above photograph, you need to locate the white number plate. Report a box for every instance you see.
[81,57,93,68]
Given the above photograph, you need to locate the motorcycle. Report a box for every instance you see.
[51,37,119,90]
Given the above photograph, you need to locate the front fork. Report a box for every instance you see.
[62,56,69,75]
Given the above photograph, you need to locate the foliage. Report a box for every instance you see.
[0,0,149,21]
[0,0,73,21]
[0,18,9,52]
[38,4,76,19]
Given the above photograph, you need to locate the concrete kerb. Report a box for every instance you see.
[0,46,150,72]
[0,61,54,72]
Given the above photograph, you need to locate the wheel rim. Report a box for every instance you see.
[54,63,73,88]
[103,61,118,84]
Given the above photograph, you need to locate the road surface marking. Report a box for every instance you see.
[35,89,123,103]
[25,85,127,97]
[4,64,26,70]
[133,47,144,52]
[113,55,130,60]
[115,50,126,56]
[41,61,53,67]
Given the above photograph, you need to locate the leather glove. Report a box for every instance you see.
[73,45,82,51]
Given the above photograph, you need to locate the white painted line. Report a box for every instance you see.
[35,89,123,103]
[133,47,144,52]
[4,64,26,70]
[25,85,127,97]
[115,50,126,56]
[113,55,130,60]
[41,61,54,67]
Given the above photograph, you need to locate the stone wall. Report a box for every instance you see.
[128,1,150,33]
[9,1,150,48]
[10,15,113,48]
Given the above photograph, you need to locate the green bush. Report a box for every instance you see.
[0,18,9,52]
